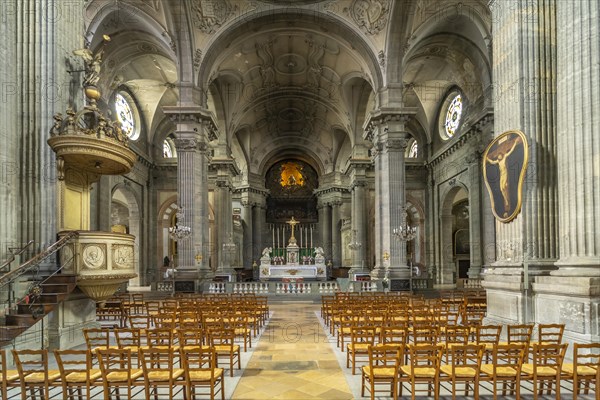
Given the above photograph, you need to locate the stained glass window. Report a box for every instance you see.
[408,140,418,158]
[115,93,138,140]
[444,94,462,139]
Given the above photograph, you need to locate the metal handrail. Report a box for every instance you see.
[0,240,35,272]
[17,255,76,317]
[0,231,79,289]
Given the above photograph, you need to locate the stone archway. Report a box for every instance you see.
[439,185,470,287]
[111,185,141,287]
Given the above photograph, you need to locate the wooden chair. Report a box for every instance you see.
[146,327,174,349]
[399,344,443,400]
[561,343,599,400]
[361,344,403,400]
[0,349,19,400]
[231,313,252,351]
[347,326,378,375]
[83,327,112,355]
[337,314,358,351]
[180,346,225,400]
[144,300,160,326]
[12,349,61,400]
[115,328,142,367]
[127,314,150,337]
[139,347,185,399]
[209,327,241,377]
[472,325,501,361]
[521,343,567,400]
[534,323,565,345]
[480,343,525,400]
[96,348,143,400]
[178,328,209,352]
[54,349,101,400]
[439,343,485,399]
[441,326,470,361]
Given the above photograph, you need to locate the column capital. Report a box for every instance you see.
[163,105,219,141]
[173,137,208,152]
[363,108,418,142]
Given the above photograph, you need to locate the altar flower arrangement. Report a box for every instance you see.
[272,256,284,265]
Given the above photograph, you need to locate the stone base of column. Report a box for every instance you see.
[482,268,532,325]
[215,268,237,282]
[47,297,97,350]
[481,264,556,326]
[467,265,483,279]
[533,276,600,345]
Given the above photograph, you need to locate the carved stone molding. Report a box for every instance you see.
[385,138,410,151]
[173,138,200,151]
[192,0,237,34]
[345,0,391,35]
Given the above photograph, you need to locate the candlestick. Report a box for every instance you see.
[300,225,303,248]
[310,225,313,249]
[272,224,275,249]
[277,226,280,249]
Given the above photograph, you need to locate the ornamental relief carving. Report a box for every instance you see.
[386,138,410,151]
[82,244,106,270]
[192,0,237,34]
[112,244,135,270]
[345,0,391,35]
[173,138,198,151]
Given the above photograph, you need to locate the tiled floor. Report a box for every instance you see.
[232,301,353,399]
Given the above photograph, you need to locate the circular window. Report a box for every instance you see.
[115,93,139,140]
[441,93,463,140]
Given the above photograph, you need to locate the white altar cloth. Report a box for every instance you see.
[259,264,324,279]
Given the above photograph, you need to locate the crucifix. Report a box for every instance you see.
[286,216,299,245]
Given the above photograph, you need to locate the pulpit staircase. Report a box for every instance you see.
[0,231,79,347]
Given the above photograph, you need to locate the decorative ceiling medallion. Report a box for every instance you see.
[275,53,307,75]
[347,0,390,35]
[278,108,304,123]
[192,0,237,34]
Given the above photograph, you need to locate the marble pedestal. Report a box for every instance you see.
[533,276,600,345]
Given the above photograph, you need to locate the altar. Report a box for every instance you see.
[259,216,327,280]
[261,265,322,279]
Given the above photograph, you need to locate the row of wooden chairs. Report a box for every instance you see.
[358,341,599,400]
[1,347,224,400]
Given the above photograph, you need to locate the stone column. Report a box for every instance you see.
[256,204,267,259]
[349,182,368,275]
[319,202,332,259]
[483,0,558,324]
[532,0,599,344]
[213,151,239,279]
[467,153,483,278]
[164,107,217,281]
[365,112,413,281]
[241,201,253,269]
[331,200,342,267]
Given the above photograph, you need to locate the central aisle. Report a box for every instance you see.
[232,302,353,399]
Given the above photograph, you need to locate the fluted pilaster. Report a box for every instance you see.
[331,201,342,267]
[319,202,332,259]
[366,112,413,280]
[165,106,217,279]
[554,0,600,276]
[490,0,558,268]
